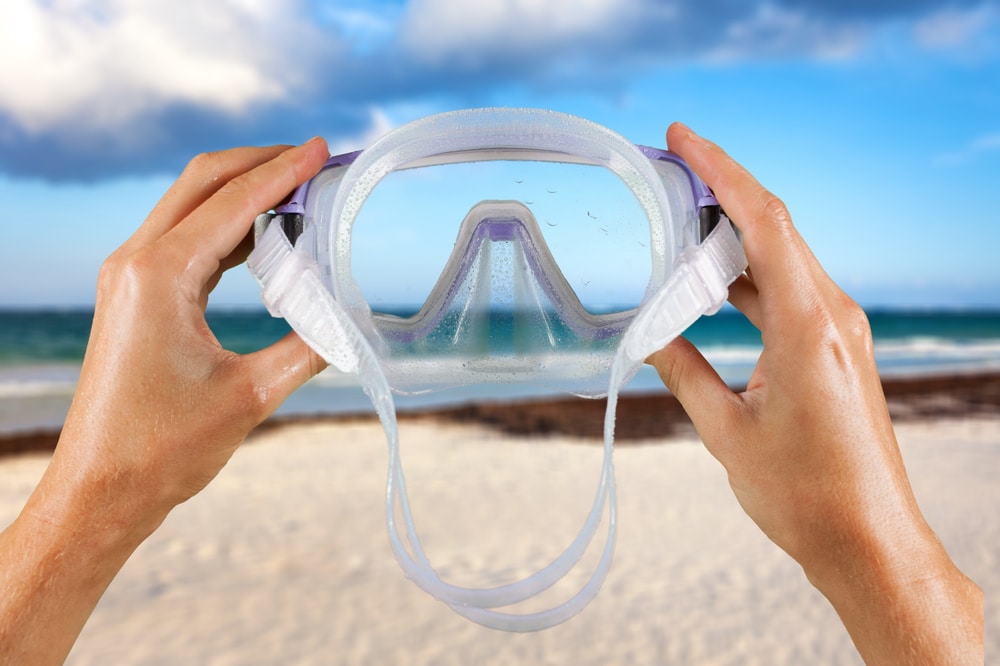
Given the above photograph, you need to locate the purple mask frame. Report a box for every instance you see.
[275,145,720,238]
[268,144,725,354]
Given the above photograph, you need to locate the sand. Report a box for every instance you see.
[1,415,996,665]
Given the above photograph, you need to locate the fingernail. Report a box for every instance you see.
[674,121,696,139]
[304,135,324,146]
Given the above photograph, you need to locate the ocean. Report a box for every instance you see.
[1,308,999,435]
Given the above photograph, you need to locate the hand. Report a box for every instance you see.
[56,138,329,514]
[0,138,330,665]
[649,123,982,664]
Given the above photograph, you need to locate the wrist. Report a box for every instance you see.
[803,513,983,664]
[0,454,169,665]
[28,450,171,555]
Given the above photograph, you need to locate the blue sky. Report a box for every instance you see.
[1,0,998,308]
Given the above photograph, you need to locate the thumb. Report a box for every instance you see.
[647,336,737,447]
[244,331,328,420]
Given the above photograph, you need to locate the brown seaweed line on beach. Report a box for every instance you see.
[3,372,999,457]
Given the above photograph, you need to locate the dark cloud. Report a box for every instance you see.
[0,102,372,182]
[776,0,989,18]
[2,0,996,182]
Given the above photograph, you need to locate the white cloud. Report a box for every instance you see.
[322,5,396,37]
[934,132,1000,167]
[713,4,865,62]
[3,0,998,181]
[326,107,396,156]
[914,5,998,50]
[0,0,324,134]
[398,0,638,61]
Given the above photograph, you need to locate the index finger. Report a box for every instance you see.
[127,144,295,251]
[666,123,828,316]
[165,136,329,282]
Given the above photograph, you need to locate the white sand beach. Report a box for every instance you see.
[1,417,996,665]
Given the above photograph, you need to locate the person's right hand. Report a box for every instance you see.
[0,138,330,666]
[648,122,982,665]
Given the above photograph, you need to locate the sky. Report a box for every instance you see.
[1,0,998,309]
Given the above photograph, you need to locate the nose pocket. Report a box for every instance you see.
[372,201,633,368]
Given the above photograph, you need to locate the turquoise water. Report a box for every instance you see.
[1,308,999,434]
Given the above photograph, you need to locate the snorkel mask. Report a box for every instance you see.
[248,108,747,631]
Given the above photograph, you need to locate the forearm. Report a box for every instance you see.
[0,454,167,665]
[806,521,983,665]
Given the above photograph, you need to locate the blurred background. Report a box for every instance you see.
[2,0,999,307]
[1,3,998,664]
[1,0,998,433]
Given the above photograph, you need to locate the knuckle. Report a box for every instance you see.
[212,165,260,210]
[95,254,140,305]
[757,191,793,232]
[96,248,126,282]
[807,290,875,362]
[96,242,187,302]
[94,255,122,299]
[182,150,223,181]
[213,171,256,206]
[96,247,147,291]
[839,295,875,351]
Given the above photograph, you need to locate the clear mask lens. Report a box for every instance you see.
[306,148,700,395]
[353,158,653,313]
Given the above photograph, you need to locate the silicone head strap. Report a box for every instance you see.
[250,218,619,631]
[249,215,745,632]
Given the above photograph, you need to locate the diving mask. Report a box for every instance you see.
[248,108,747,631]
